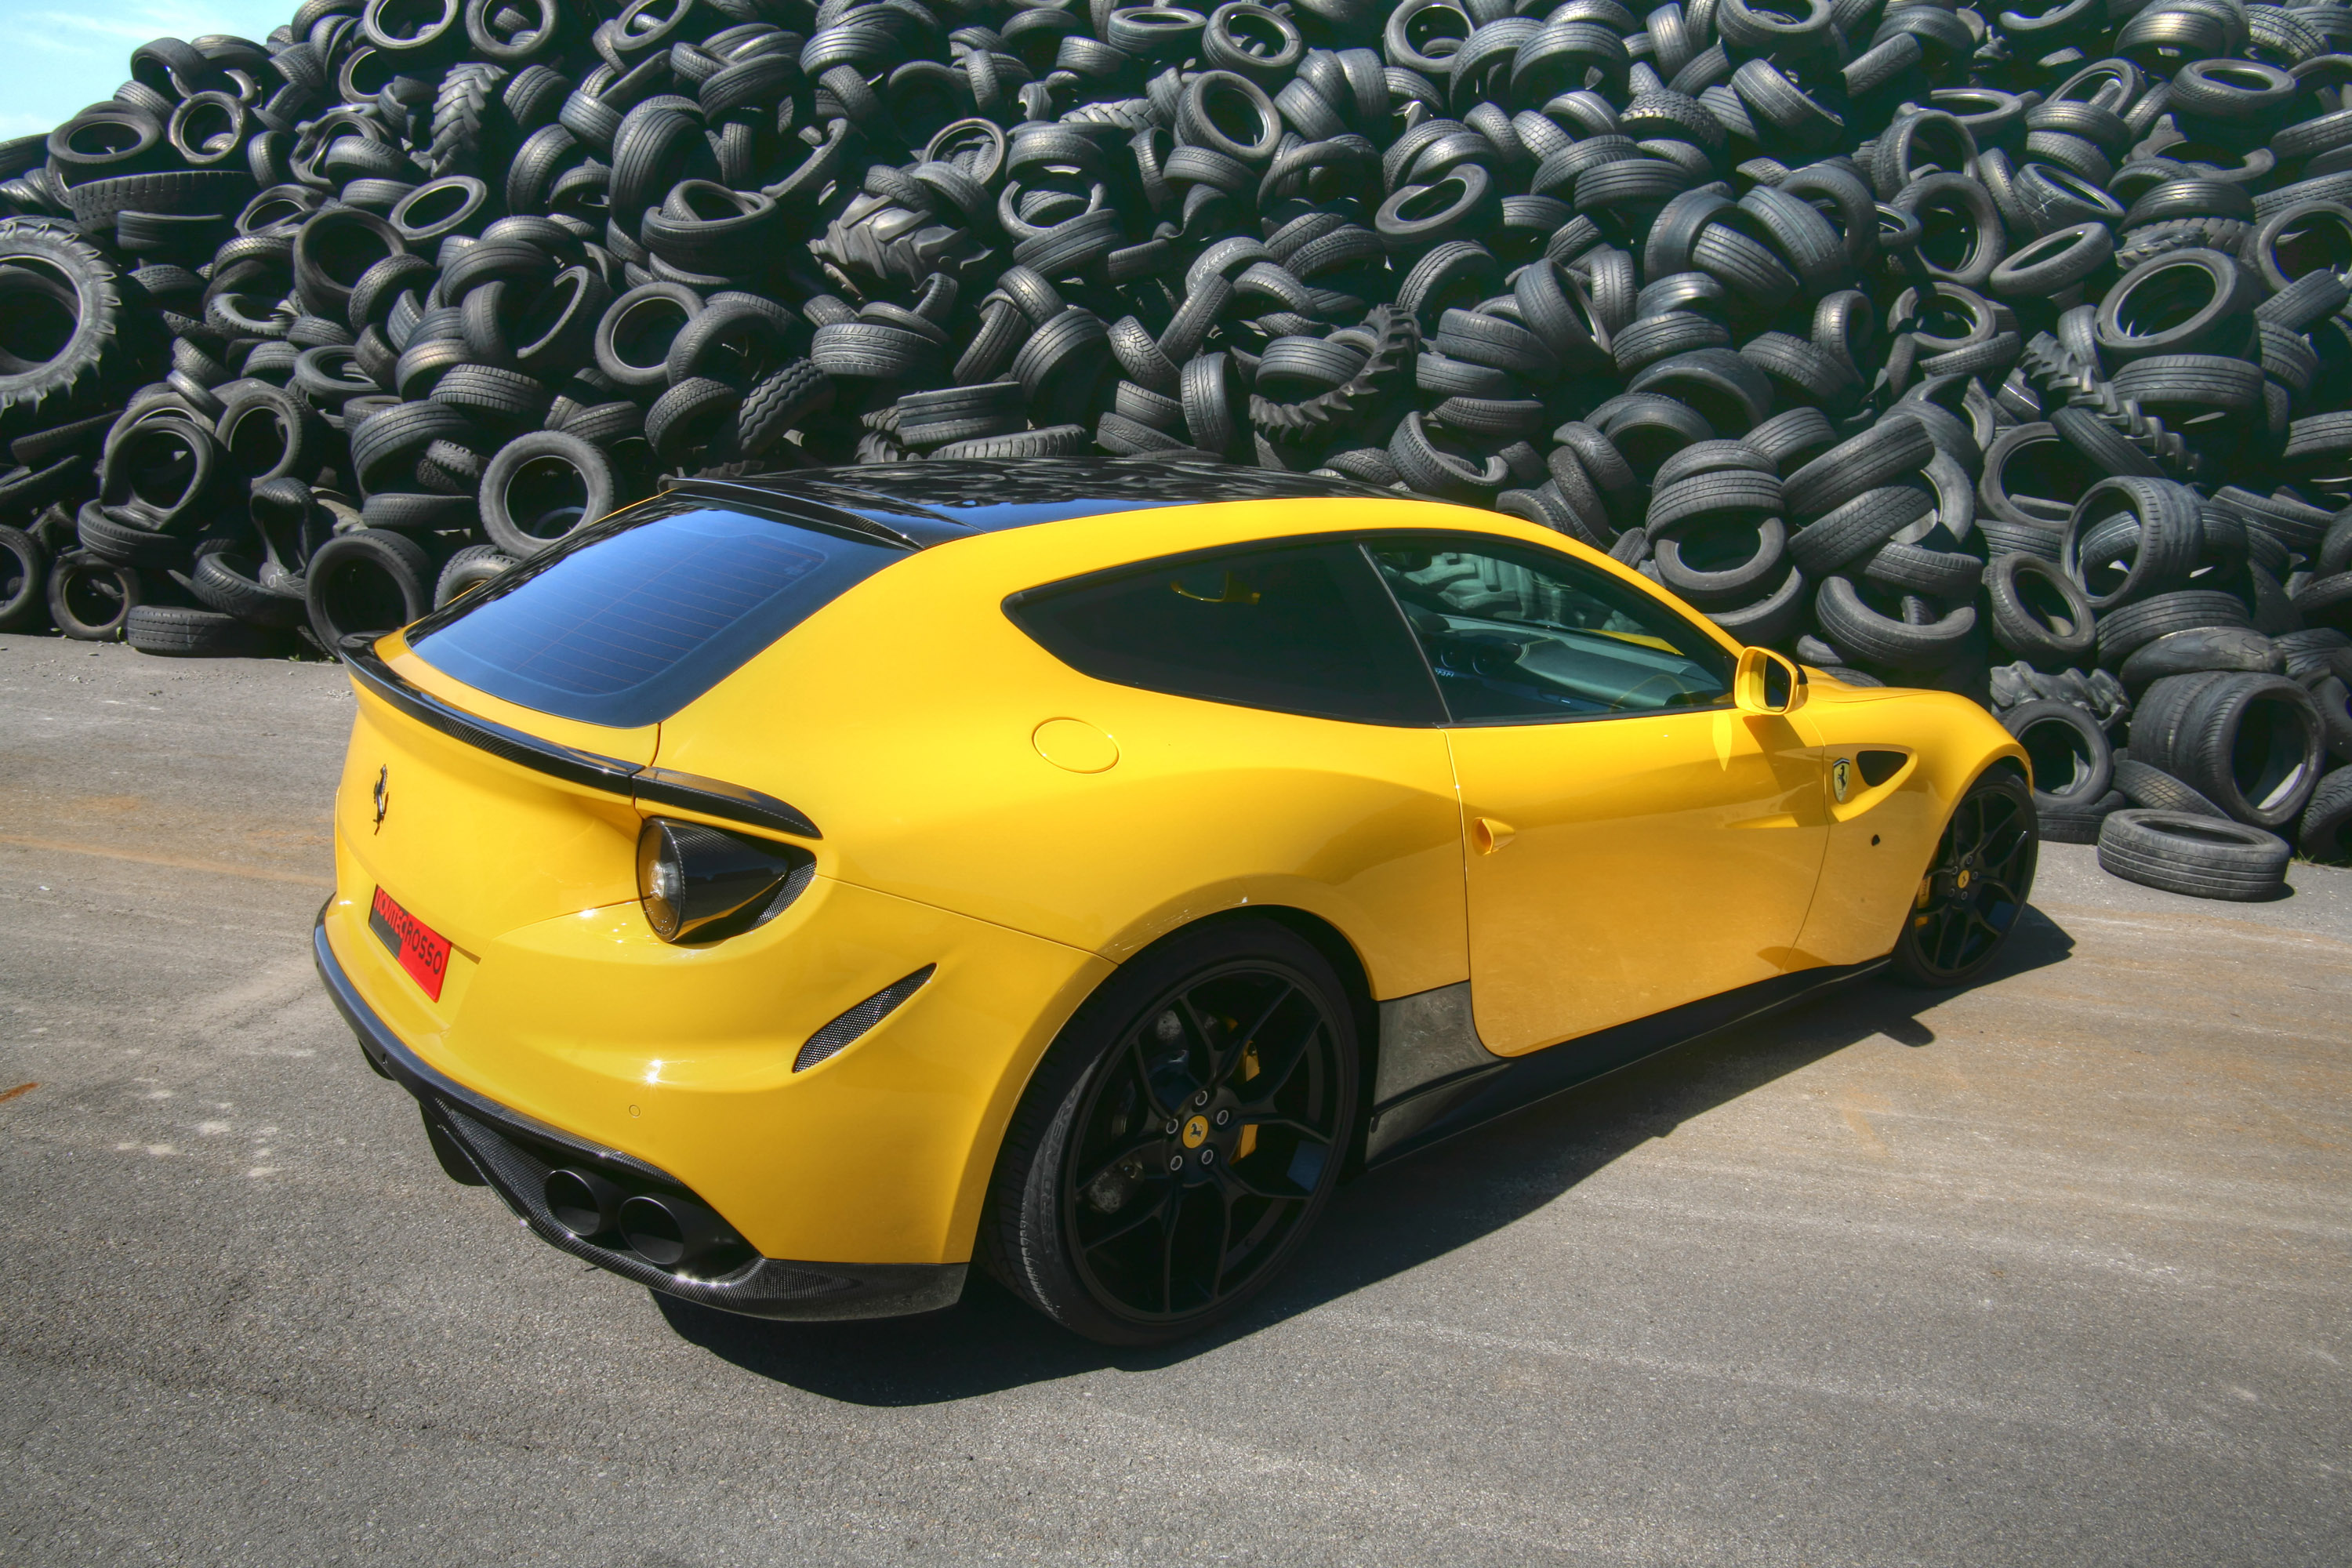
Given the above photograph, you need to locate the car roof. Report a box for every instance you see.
[660,457,1404,549]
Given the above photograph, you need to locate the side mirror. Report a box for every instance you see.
[1734,646,1806,715]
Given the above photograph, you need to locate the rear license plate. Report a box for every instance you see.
[370,886,451,1001]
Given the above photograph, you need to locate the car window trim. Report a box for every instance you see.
[1003,532,1449,729]
[1354,528,1738,729]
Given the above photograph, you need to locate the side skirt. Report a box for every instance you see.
[1364,959,1888,1167]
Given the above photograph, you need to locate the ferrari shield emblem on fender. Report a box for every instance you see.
[1831,757,1851,803]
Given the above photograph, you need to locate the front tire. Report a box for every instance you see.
[982,918,1359,1346]
[1889,766,2039,988]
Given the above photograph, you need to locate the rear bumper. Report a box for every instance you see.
[314,908,967,1322]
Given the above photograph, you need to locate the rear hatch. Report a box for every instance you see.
[336,497,909,973]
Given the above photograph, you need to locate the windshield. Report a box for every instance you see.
[409,503,904,728]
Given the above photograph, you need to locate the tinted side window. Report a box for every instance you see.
[1008,542,1443,726]
[1367,537,1733,723]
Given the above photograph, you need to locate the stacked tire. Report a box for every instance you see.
[0,0,2349,891]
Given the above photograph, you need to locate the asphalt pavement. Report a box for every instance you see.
[2,631,2348,1566]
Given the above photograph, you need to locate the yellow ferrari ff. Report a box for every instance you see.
[314,459,2034,1345]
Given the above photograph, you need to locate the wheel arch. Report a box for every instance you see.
[978,902,1387,1229]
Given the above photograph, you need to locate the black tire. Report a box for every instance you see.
[362,492,479,532]
[2096,810,2291,902]
[2048,403,2162,480]
[657,295,788,390]
[981,916,1359,1346]
[2092,248,2262,365]
[1784,414,1935,521]
[594,281,703,389]
[349,400,477,494]
[1643,469,1783,538]
[304,528,435,651]
[1888,767,2038,988]
[125,603,281,657]
[1986,554,2097,667]
[2130,670,2325,829]
[2095,590,2254,670]
[931,424,1090,459]
[2000,698,2114,810]
[430,363,554,426]
[0,523,49,632]
[814,319,950,383]
[2298,767,2352,863]
[2295,572,2352,636]
[556,400,646,449]
[2039,787,2124,845]
[1652,517,1789,607]
[98,416,224,527]
[215,383,326,485]
[189,549,307,628]
[291,206,407,324]
[2314,677,2352,765]
[477,430,615,561]
[1009,310,1112,421]
[2112,758,2227,818]
[46,551,142,641]
[1704,561,1810,645]
[76,503,192,571]
[2061,475,2203,612]
[2116,626,2281,693]
[735,358,833,456]
[0,220,127,426]
[899,381,1029,448]
[1815,574,1976,670]
[644,376,742,465]
[1788,484,1935,575]
[434,541,517,608]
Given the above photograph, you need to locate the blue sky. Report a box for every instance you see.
[0,0,298,139]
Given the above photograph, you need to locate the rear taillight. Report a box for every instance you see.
[635,818,813,943]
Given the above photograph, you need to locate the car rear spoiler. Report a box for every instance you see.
[339,634,822,840]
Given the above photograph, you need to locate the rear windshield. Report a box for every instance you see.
[409,504,902,728]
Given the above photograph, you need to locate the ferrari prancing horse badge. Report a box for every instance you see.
[1831,757,1852,803]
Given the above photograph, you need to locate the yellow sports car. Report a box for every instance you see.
[314,459,2034,1345]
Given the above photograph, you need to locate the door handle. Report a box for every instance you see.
[1472,817,1515,854]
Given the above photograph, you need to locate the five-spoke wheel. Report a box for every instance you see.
[984,919,1356,1345]
[1891,767,2038,986]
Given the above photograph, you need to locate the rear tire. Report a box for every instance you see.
[982,917,1359,1346]
[1889,767,2039,987]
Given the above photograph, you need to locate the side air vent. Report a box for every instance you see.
[1857,750,1909,788]
[793,966,935,1073]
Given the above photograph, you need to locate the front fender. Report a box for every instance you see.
[1793,686,2030,967]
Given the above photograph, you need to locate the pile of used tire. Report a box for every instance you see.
[0,0,2347,891]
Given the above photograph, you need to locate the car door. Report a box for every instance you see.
[1364,535,1833,1056]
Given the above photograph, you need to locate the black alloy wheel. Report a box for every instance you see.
[1890,768,2039,987]
[986,918,1357,1345]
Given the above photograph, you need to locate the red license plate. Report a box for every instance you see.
[369,887,451,1001]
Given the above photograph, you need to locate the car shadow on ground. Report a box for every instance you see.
[655,905,2077,1404]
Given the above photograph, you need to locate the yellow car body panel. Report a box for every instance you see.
[1449,703,1832,1054]
[332,673,648,959]
[653,499,1475,1000]
[1791,684,2030,967]
[325,868,1109,1263]
[317,481,2029,1298]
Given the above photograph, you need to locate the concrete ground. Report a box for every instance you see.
[1,631,2347,1567]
